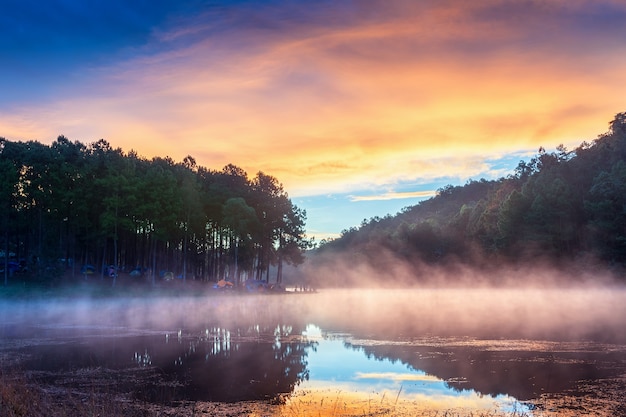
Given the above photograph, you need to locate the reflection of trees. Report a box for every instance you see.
[11,315,317,405]
[351,344,622,401]
[139,322,316,403]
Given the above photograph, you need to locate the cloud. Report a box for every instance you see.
[2,0,626,201]
[354,372,439,382]
[350,191,437,202]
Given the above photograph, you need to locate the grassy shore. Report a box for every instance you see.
[0,370,147,417]
[1,370,535,417]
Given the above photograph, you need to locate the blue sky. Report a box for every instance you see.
[2,0,626,239]
[296,325,530,414]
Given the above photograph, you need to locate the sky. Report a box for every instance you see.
[295,324,530,414]
[2,0,626,240]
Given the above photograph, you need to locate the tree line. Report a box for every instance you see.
[316,112,626,282]
[0,137,309,286]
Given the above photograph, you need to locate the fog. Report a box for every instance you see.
[2,274,625,413]
[295,245,620,289]
[2,284,625,344]
[4,245,626,342]
[3,260,625,415]
[307,287,626,343]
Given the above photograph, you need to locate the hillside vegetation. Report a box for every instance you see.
[312,112,626,285]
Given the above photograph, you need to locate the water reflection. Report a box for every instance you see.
[292,325,530,415]
[5,322,534,413]
[350,341,625,402]
[150,328,310,402]
[10,323,315,403]
[1,289,626,414]
[141,324,315,402]
[133,349,152,366]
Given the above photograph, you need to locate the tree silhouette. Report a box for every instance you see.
[0,138,308,287]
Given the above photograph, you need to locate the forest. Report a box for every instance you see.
[314,112,626,284]
[0,137,309,286]
[3,113,626,289]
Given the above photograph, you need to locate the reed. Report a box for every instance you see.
[0,370,147,417]
[278,387,532,417]
[1,372,533,417]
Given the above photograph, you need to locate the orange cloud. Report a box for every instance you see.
[3,1,626,198]
[350,191,437,202]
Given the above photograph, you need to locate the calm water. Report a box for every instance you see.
[1,288,625,414]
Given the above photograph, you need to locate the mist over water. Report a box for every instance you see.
[2,284,626,343]
[306,287,626,343]
[2,280,626,414]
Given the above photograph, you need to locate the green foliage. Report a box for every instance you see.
[317,112,626,275]
[585,160,626,262]
[0,138,308,286]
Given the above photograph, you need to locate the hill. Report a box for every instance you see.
[305,112,626,286]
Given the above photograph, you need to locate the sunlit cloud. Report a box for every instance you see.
[2,0,626,234]
[354,371,438,382]
[350,191,437,202]
[404,392,521,412]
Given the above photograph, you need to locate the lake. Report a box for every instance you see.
[1,287,625,416]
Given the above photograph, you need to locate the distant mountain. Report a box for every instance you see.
[305,112,626,286]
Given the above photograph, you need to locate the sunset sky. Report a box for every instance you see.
[2,0,626,240]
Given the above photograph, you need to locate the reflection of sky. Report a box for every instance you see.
[298,325,532,414]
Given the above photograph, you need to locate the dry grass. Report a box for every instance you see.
[11,368,622,417]
[5,371,621,417]
[0,372,533,417]
[1,372,44,417]
[0,370,148,417]
[278,388,533,417]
